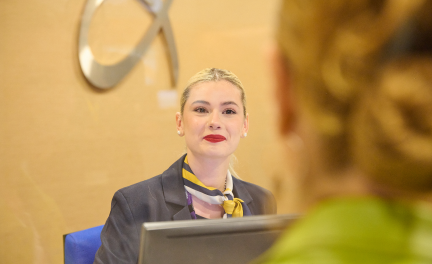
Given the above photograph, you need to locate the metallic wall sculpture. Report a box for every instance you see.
[78,0,178,89]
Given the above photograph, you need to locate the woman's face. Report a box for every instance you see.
[176,80,249,160]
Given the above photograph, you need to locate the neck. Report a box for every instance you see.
[186,151,229,192]
[294,117,430,212]
[292,117,373,211]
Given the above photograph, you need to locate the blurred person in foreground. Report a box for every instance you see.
[94,68,276,264]
[256,0,432,263]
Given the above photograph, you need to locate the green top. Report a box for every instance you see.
[254,197,432,264]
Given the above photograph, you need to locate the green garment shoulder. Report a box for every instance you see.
[254,197,432,264]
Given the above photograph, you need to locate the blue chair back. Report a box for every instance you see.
[64,225,104,264]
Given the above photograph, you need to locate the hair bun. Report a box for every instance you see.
[353,57,432,191]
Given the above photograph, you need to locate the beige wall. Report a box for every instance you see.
[0,0,299,263]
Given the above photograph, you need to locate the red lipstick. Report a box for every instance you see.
[203,134,226,143]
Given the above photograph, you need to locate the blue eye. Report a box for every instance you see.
[223,109,236,115]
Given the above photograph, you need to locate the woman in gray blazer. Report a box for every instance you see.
[94,68,277,264]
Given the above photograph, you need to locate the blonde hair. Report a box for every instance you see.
[180,68,247,117]
[180,68,247,178]
[278,0,432,191]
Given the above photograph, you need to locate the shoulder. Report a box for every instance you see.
[106,175,165,221]
[114,154,186,203]
[234,178,277,215]
[237,179,271,195]
[116,175,163,201]
[109,155,186,215]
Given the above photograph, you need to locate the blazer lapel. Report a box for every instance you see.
[232,177,253,204]
[232,177,253,215]
[172,207,193,220]
[161,154,192,220]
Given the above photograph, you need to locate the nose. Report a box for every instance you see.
[208,111,221,130]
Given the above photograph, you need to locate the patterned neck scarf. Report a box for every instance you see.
[182,156,244,218]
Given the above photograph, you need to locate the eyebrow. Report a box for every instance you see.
[191,100,210,105]
[191,100,239,107]
[221,101,239,107]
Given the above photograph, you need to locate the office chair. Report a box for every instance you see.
[64,225,103,264]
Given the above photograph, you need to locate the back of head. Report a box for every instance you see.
[277,0,432,193]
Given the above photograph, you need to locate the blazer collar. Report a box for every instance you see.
[232,176,253,205]
[161,154,191,220]
[161,154,254,217]
[161,154,188,207]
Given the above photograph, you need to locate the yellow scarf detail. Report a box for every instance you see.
[183,156,244,218]
[223,198,244,217]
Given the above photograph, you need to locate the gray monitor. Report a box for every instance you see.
[138,214,299,264]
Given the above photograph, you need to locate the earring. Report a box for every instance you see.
[177,131,181,135]
[243,133,247,137]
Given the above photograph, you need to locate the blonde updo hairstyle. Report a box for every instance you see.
[278,0,432,192]
[180,68,247,117]
[180,68,248,178]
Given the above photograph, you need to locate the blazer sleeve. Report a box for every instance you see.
[265,189,277,215]
[94,190,140,264]
[253,185,277,215]
[241,181,277,216]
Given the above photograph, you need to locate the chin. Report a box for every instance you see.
[198,147,233,159]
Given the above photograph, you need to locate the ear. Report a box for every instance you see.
[241,113,249,138]
[270,46,296,136]
[175,112,184,136]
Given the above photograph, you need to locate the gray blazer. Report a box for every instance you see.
[94,154,277,264]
